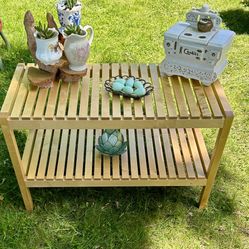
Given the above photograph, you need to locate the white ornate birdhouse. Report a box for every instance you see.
[160,4,235,85]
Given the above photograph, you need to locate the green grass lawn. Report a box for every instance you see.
[0,0,249,248]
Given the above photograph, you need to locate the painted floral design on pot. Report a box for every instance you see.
[64,25,94,71]
[34,28,62,65]
[57,0,82,31]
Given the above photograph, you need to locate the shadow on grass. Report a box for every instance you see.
[220,9,249,34]
[30,182,237,248]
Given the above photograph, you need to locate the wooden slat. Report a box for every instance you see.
[56,129,69,179]
[22,64,39,119]
[192,79,212,118]
[181,77,201,118]
[128,129,139,179]
[145,129,157,179]
[22,85,39,119]
[84,129,94,179]
[101,64,110,119]
[36,130,52,179]
[169,129,186,178]
[75,130,86,179]
[44,81,60,119]
[27,129,44,180]
[178,128,196,178]
[94,130,102,179]
[79,66,91,119]
[10,69,29,119]
[159,68,178,119]
[90,64,100,119]
[171,76,189,118]
[139,64,154,119]
[111,64,121,119]
[56,83,69,119]
[68,82,80,119]
[27,178,207,188]
[112,156,120,179]
[103,154,111,179]
[22,130,36,174]
[121,129,129,179]
[65,129,77,179]
[203,86,223,118]
[112,132,121,179]
[161,129,177,178]
[130,64,144,119]
[120,64,132,120]
[149,64,166,119]
[7,118,224,130]
[46,130,61,180]
[194,128,210,173]
[212,80,233,116]
[136,129,148,179]
[153,129,167,179]
[1,63,25,114]
[102,132,111,180]
[33,88,49,119]
[186,129,205,178]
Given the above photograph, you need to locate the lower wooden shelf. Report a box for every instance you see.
[22,128,210,188]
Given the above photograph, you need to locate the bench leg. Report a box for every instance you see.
[1,125,33,211]
[199,116,233,209]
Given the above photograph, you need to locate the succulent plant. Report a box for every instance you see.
[96,129,128,156]
[65,0,77,10]
[35,22,56,39]
[64,24,86,36]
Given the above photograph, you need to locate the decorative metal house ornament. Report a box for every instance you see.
[160,4,235,86]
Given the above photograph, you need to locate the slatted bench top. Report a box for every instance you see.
[0,63,233,129]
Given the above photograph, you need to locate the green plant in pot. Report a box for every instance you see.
[35,22,56,39]
[63,23,94,71]
[65,0,78,10]
[64,23,86,36]
[34,22,62,65]
[96,129,128,156]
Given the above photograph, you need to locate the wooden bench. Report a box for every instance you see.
[0,63,234,210]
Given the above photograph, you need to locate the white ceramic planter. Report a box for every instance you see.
[57,0,82,30]
[34,28,62,65]
[64,25,94,71]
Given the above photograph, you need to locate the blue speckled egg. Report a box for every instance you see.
[133,87,146,97]
[134,80,144,89]
[112,82,125,92]
[122,86,133,94]
[125,78,135,87]
[114,78,126,85]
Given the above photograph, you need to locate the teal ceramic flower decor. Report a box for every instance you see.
[96,129,128,156]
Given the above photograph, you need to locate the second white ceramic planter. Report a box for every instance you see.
[64,25,94,71]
